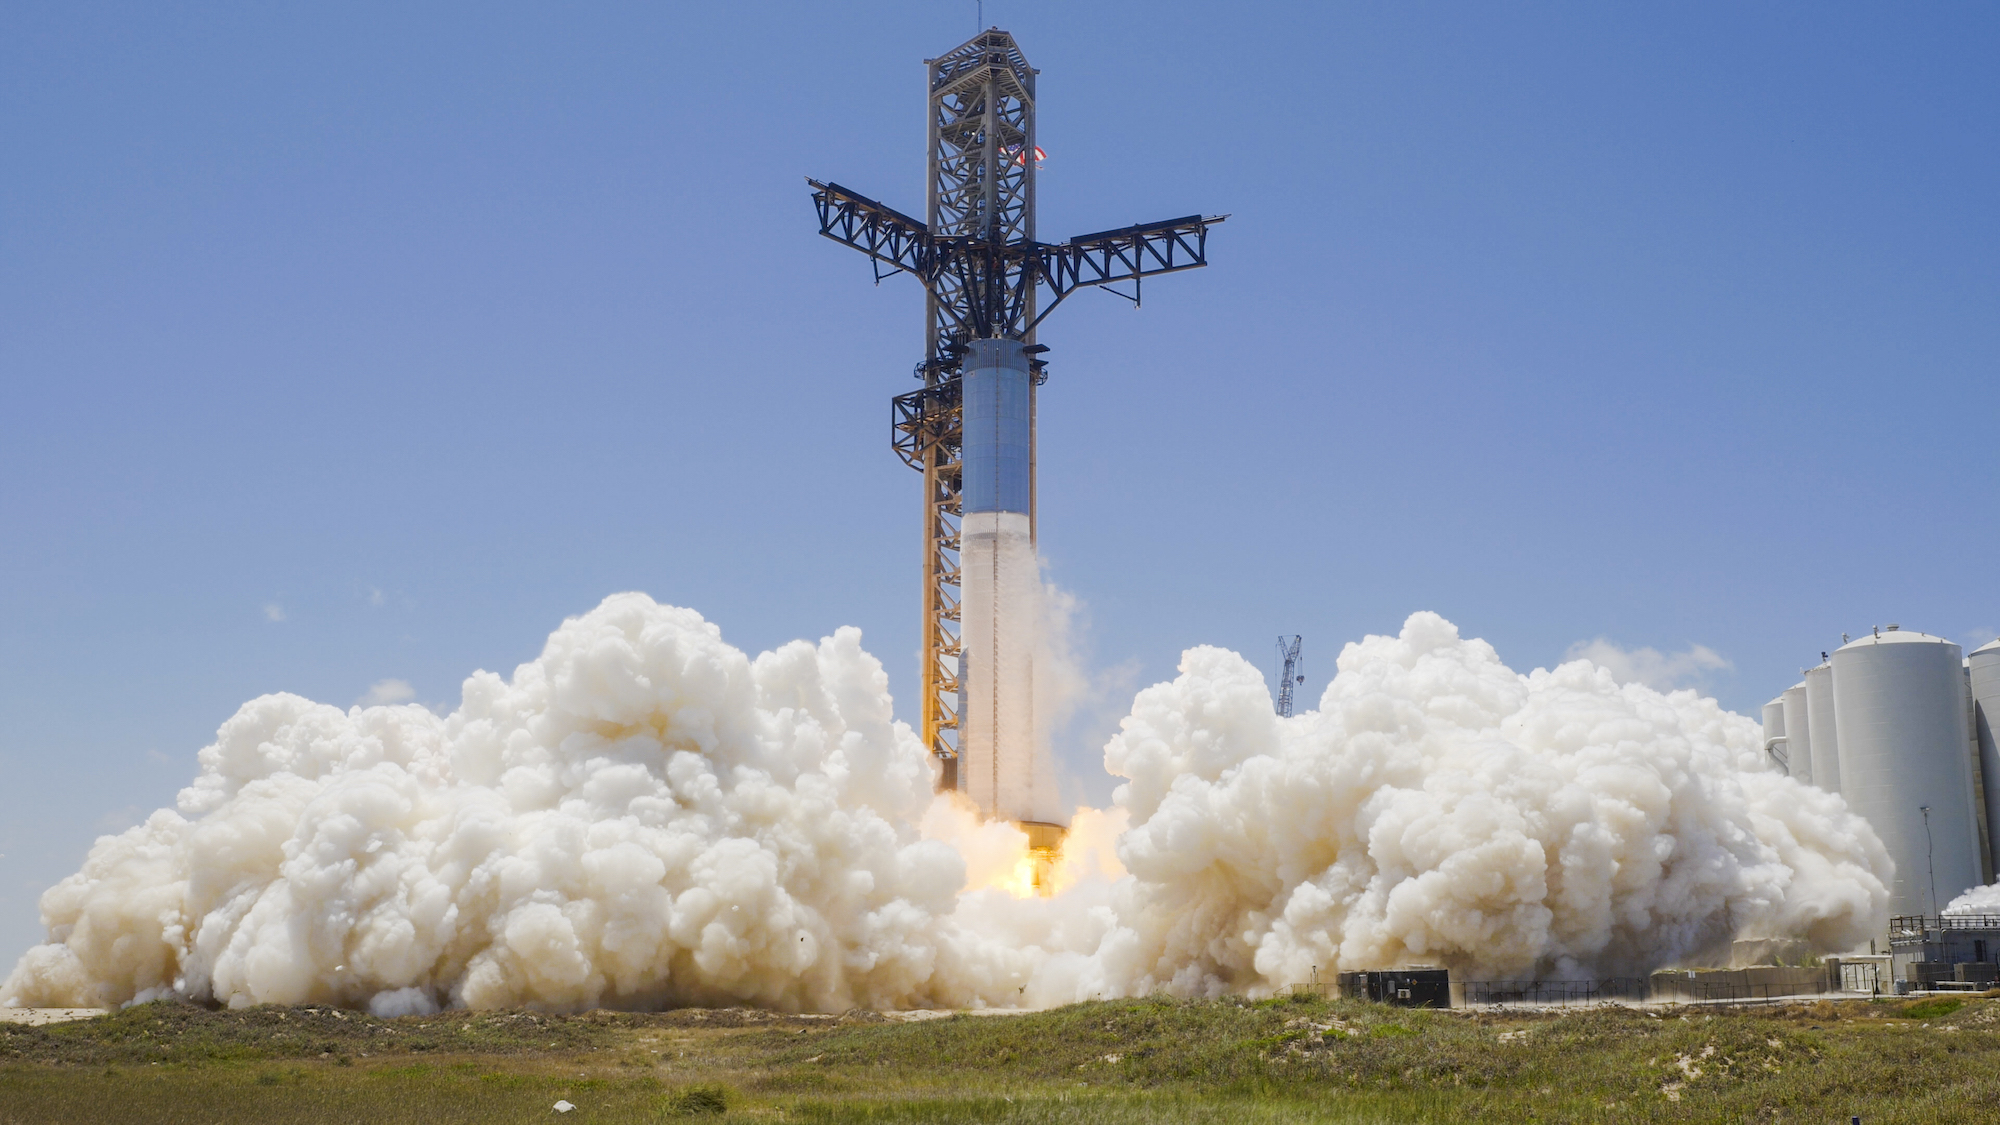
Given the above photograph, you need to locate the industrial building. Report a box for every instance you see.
[1763,628,2000,945]
[1889,914,2000,989]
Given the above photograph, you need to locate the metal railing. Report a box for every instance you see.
[1890,914,2000,936]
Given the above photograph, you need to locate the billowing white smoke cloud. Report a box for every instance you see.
[1100,615,1886,989]
[4,598,1888,1012]
[3,597,989,1013]
[1561,637,1732,692]
[1944,884,2000,916]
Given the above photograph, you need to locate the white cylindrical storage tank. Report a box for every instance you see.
[1969,639,2000,880]
[1781,683,1814,788]
[1831,627,1979,920]
[1805,662,1842,794]
[1762,696,1789,775]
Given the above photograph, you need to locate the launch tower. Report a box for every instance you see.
[809,29,1223,833]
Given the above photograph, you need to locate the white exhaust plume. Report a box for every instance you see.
[1101,614,1887,988]
[4,598,1888,1012]
[1944,884,2000,915]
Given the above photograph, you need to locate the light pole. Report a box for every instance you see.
[1921,805,1939,918]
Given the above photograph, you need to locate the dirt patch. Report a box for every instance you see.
[0,1009,106,1027]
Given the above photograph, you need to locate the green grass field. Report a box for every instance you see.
[4,993,1997,1123]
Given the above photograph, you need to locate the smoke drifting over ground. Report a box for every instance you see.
[5,596,1888,1012]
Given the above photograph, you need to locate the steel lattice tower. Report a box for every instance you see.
[1275,636,1303,718]
[810,29,1223,811]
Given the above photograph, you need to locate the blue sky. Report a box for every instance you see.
[3,1,1996,960]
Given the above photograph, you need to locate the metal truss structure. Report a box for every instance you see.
[810,29,1224,788]
[1275,636,1303,718]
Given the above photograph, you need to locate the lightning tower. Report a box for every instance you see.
[810,29,1223,838]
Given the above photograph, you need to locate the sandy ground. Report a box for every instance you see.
[0,1008,106,1026]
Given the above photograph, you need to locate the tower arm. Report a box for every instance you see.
[1031,214,1227,325]
[808,179,932,279]
[814,181,1225,341]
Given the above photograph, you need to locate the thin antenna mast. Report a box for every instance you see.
[1275,636,1303,718]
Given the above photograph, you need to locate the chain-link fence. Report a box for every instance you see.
[1457,978,1648,1007]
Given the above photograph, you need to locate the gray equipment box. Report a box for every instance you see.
[1338,969,1450,1008]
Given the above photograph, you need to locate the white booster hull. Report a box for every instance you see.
[956,338,1057,824]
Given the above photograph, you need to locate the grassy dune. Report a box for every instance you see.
[3,993,1997,1123]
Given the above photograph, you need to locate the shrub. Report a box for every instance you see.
[664,1083,730,1116]
[1896,997,1964,1020]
